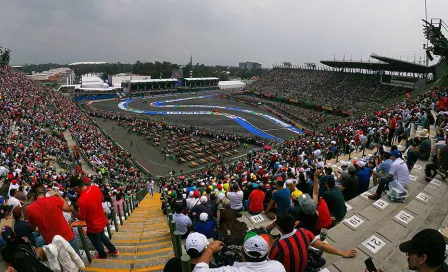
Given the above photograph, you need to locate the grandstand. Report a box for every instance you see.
[2,15,448,272]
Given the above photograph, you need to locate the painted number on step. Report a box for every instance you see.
[345,215,364,229]
[345,203,353,211]
[360,192,370,199]
[362,235,386,254]
[372,199,389,210]
[409,175,417,181]
[395,210,414,225]
[416,192,429,203]
[250,214,265,223]
[430,179,441,187]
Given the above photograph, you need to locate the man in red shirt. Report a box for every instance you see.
[248,183,265,214]
[70,176,118,259]
[388,115,397,146]
[26,185,80,256]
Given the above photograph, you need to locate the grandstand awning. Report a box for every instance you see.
[321,54,436,74]
[184,77,219,81]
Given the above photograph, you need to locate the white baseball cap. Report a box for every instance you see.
[186,232,208,253]
[316,161,325,168]
[199,213,209,222]
[200,196,208,203]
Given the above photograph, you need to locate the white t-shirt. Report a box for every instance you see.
[8,183,20,197]
[7,196,21,209]
[193,260,286,272]
[227,191,244,210]
[389,158,409,187]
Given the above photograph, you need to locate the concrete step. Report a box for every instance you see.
[112,247,173,260]
[323,162,430,265]
[86,254,172,270]
[323,175,448,271]
[115,240,172,253]
[112,236,172,246]
[112,230,170,239]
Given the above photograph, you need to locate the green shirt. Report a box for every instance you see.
[418,138,431,160]
[322,187,347,220]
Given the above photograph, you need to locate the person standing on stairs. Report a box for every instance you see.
[70,176,119,259]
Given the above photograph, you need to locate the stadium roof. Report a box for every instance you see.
[184,77,219,81]
[129,78,178,83]
[69,62,108,66]
[321,54,436,73]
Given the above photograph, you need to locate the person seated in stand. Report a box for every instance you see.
[355,160,373,195]
[407,130,431,169]
[268,212,357,272]
[338,165,359,201]
[173,205,192,239]
[194,213,214,239]
[263,180,290,215]
[164,232,217,272]
[372,153,393,186]
[369,150,409,200]
[425,135,448,181]
[320,170,346,224]
[248,183,265,215]
[193,229,286,272]
[368,229,448,272]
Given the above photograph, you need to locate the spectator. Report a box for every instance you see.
[425,136,448,181]
[193,229,286,272]
[214,199,247,246]
[268,212,357,272]
[339,165,359,201]
[264,180,290,214]
[164,232,216,272]
[173,205,192,239]
[248,183,265,214]
[71,176,118,259]
[407,130,432,169]
[191,196,213,223]
[12,206,43,248]
[227,183,244,212]
[26,185,80,256]
[373,153,393,186]
[7,189,21,209]
[320,170,346,223]
[369,150,409,200]
[372,229,448,272]
[355,161,372,194]
[194,213,214,239]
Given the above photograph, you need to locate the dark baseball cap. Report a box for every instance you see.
[399,229,446,261]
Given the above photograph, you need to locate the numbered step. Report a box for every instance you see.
[361,235,386,254]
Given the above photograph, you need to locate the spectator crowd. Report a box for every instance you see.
[1,64,448,272]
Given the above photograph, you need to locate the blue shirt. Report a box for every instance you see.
[356,168,372,194]
[194,221,215,238]
[272,188,291,214]
[376,159,393,175]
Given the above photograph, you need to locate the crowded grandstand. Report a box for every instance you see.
[1,14,448,272]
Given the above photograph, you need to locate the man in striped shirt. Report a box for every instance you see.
[268,213,357,272]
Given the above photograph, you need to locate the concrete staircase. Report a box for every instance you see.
[83,193,173,272]
[321,127,448,271]
[63,129,97,176]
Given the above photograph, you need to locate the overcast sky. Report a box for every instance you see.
[1,0,447,66]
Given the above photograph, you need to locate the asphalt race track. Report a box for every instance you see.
[93,91,301,140]
[90,91,301,175]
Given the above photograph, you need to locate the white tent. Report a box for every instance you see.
[218,81,246,90]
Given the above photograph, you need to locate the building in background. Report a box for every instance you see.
[239,62,262,70]
[28,67,75,86]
